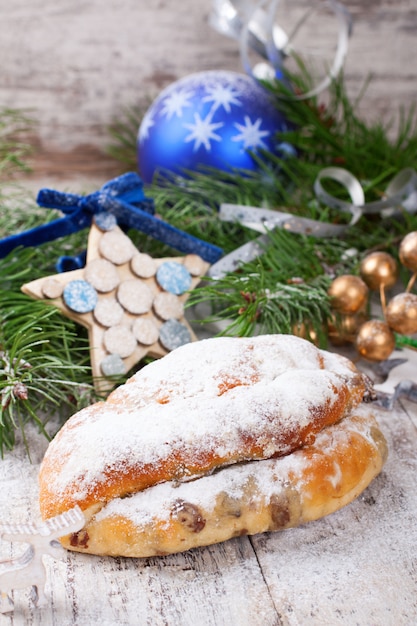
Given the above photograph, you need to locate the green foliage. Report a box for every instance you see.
[0,250,95,455]
[264,70,417,185]
[188,228,339,344]
[247,72,413,171]
[106,103,151,171]
[0,108,34,180]
[0,108,99,454]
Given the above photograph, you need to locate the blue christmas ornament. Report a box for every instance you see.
[137,70,290,184]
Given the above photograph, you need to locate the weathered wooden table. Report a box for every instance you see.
[0,347,416,626]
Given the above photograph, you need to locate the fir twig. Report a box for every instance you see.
[0,289,95,456]
[188,228,337,343]
[0,108,34,181]
[0,227,96,454]
[106,102,151,171]
[265,70,417,189]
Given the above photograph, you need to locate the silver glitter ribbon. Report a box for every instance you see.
[210,0,352,99]
[208,167,417,279]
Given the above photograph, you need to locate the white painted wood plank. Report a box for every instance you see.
[403,399,417,432]
[250,406,417,626]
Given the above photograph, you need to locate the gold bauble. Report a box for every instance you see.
[327,311,367,346]
[359,252,398,290]
[355,320,395,361]
[328,275,369,314]
[385,292,417,335]
[399,231,417,273]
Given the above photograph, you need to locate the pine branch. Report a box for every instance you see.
[265,71,417,188]
[0,108,34,182]
[106,102,151,171]
[0,286,95,456]
[188,228,337,343]
[0,225,96,454]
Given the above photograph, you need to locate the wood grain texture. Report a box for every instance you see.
[0,0,416,175]
[251,406,417,625]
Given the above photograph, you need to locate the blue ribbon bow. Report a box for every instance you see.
[0,173,223,267]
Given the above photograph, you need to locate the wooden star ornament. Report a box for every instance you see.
[22,219,210,394]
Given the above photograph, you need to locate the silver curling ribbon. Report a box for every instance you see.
[315,167,417,218]
[210,0,352,99]
[208,167,417,279]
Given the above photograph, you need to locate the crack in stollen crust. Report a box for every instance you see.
[59,410,387,558]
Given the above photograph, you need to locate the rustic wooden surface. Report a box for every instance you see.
[0,346,416,626]
[1,0,416,178]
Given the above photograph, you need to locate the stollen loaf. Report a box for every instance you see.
[38,334,386,557]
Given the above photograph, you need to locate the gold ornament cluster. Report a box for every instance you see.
[328,231,417,361]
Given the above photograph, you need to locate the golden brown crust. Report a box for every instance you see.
[39,335,370,519]
[63,410,387,557]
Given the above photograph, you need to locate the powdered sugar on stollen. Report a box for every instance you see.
[41,335,366,507]
[108,334,358,408]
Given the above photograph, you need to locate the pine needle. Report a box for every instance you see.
[0,108,34,181]
[0,288,95,455]
[188,229,335,343]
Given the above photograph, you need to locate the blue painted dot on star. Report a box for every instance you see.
[94,212,117,231]
[63,280,98,313]
[159,319,192,351]
[100,354,126,377]
[156,262,192,295]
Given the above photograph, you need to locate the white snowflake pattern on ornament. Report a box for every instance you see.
[232,116,270,150]
[183,113,224,151]
[202,84,242,113]
[138,111,154,141]
[160,88,194,119]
